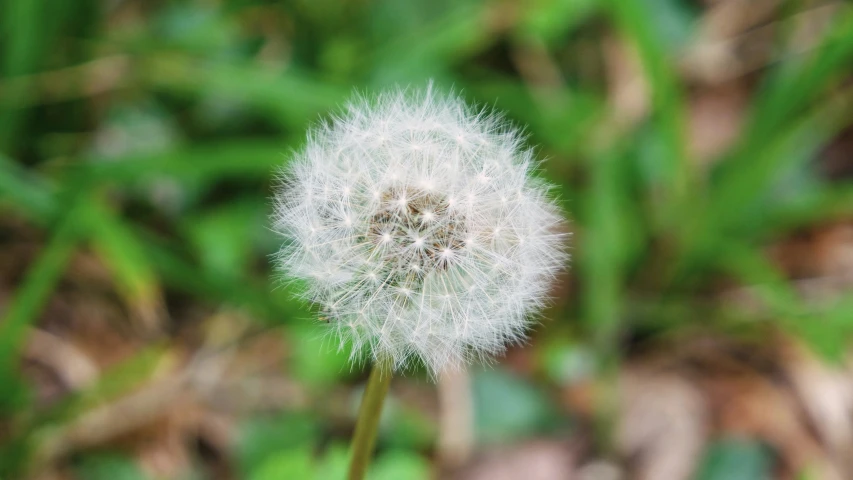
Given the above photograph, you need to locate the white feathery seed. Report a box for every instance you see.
[273,85,567,375]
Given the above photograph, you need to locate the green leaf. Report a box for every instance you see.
[681,86,853,276]
[73,454,149,480]
[0,0,42,150]
[369,450,430,480]
[314,444,349,480]
[708,89,853,236]
[381,396,437,450]
[184,200,267,279]
[745,12,853,149]
[464,79,604,156]
[369,2,495,82]
[237,414,320,476]
[249,446,315,480]
[787,299,853,364]
[141,55,347,130]
[85,200,163,332]
[696,438,773,480]
[472,368,557,444]
[289,324,353,387]
[517,0,598,43]
[0,197,83,410]
[718,245,853,363]
[540,340,596,385]
[1,152,304,325]
[765,185,853,234]
[579,148,633,344]
[70,140,291,186]
[0,153,56,224]
[607,0,691,204]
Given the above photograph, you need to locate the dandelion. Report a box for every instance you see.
[273,85,567,374]
[272,85,567,479]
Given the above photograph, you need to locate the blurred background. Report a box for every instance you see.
[2,0,853,478]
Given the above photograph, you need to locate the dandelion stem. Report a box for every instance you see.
[348,359,392,480]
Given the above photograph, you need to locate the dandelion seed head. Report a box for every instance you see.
[273,85,568,375]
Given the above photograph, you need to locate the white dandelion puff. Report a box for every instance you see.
[273,85,568,375]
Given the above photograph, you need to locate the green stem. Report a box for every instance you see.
[348,359,392,480]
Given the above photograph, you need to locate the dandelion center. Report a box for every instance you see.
[365,186,466,293]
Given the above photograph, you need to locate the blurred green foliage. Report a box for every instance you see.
[695,438,773,480]
[2,0,853,478]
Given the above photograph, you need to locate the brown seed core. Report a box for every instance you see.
[363,186,467,292]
